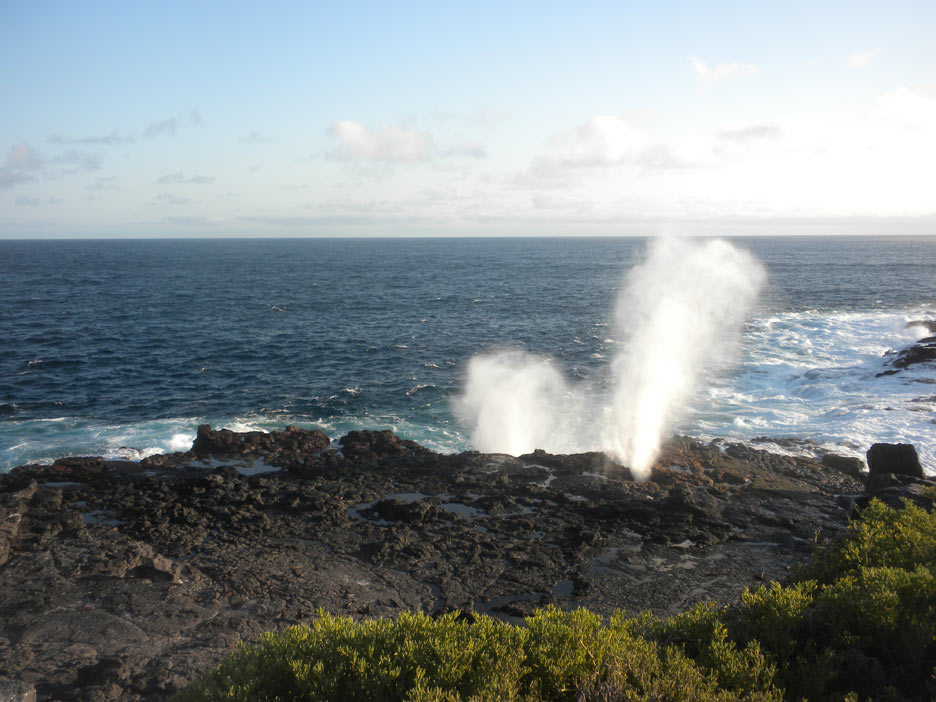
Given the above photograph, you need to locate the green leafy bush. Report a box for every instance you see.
[725,499,936,701]
[172,608,776,702]
[800,498,936,584]
[173,499,936,701]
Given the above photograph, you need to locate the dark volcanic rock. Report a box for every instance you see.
[192,424,330,464]
[338,430,430,464]
[822,453,865,478]
[878,324,936,375]
[0,429,883,701]
[0,680,36,702]
[891,337,936,369]
[863,443,930,504]
[867,443,924,479]
[857,480,936,512]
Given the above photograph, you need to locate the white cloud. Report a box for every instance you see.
[327,121,437,162]
[86,176,118,192]
[314,198,404,216]
[1,141,98,187]
[714,124,783,159]
[151,193,192,206]
[539,115,650,168]
[717,125,782,142]
[144,117,182,138]
[241,214,377,227]
[241,130,272,144]
[517,90,936,222]
[55,149,101,172]
[7,142,44,170]
[872,86,936,129]
[15,195,61,206]
[1,142,43,188]
[848,48,880,68]
[445,140,486,158]
[4,142,100,175]
[168,216,230,226]
[530,115,734,175]
[156,172,215,185]
[0,170,35,188]
[15,195,42,206]
[49,131,131,145]
[689,56,759,85]
[143,110,202,138]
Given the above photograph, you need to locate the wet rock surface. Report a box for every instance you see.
[0,427,928,701]
[877,321,936,375]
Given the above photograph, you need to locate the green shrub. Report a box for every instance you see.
[172,607,776,701]
[731,499,936,701]
[800,498,936,585]
[173,498,936,702]
[174,611,530,702]
[624,602,777,698]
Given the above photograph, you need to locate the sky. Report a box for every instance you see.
[1,0,935,238]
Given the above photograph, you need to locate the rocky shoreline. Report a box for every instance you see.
[0,426,932,701]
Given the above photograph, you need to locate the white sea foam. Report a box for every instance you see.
[223,419,268,433]
[107,446,164,461]
[169,432,195,451]
[687,308,936,470]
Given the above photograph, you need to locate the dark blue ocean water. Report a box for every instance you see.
[1,236,934,470]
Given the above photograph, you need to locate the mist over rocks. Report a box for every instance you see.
[906,320,936,335]
[0,427,930,701]
[455,237,766,480]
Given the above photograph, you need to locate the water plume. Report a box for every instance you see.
[454,236,766,479]
[602,237,766,476]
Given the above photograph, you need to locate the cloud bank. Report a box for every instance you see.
[327,121,437,162]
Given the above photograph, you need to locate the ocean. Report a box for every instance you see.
[1,236,934,473]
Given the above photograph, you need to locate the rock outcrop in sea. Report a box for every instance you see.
[0,427,931,701]
[877,319,936,375]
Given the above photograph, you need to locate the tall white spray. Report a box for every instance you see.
[454,237,766,479]
[602,237,766,477]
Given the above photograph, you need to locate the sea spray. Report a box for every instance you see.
[602,237,766,477]
[454,351,594,456]
[454,237,766,478]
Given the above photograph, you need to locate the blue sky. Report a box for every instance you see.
[1,1,934,237]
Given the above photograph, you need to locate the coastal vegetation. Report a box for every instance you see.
[173,496,936,701]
